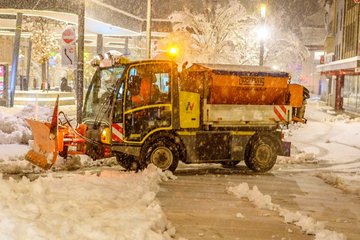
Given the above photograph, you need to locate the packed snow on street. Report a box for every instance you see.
[0,98,359,240]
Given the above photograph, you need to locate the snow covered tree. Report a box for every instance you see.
[167,0,322,71]
[23,17,63,90]
[264,30,310,70]
[269,0,321,35]
[169,0,257,64]
[262,0,322,68]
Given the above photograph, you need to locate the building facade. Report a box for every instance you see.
[317,0,360,114]
[300,9,327,97]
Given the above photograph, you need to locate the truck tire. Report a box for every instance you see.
[142,138,179,172]
[245,134,280,172]
[59,146,68,159]
[115,152,141,171]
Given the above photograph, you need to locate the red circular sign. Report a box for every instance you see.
[62,27,76,45]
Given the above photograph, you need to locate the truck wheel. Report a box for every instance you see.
[142,139,179,172]
[245,134,280,172]
[59,146,68,159]
[115,152,141,171]
[221,161,240,168]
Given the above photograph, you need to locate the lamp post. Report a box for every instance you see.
[77,0,85,123]
[145,0,152,59]
[259,3,267,66]
[259,39,264,66]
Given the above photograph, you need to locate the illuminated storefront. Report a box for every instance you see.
[343,74,360,112]
[317,0,359,114]
[317,56,360,113]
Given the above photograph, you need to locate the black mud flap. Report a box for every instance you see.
[282,141,291,157]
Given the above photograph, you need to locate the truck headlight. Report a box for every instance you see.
[100,127,111,144]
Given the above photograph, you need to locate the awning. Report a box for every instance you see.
[316,56,360,74]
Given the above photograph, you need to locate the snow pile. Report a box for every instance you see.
[0,110,32,144]
[0,157,34,174]
[283,122,304,135]
[282,102,360,170]
[14,104,53,121]
[236,212,245,219]
[279,123,318,166]
[0,105,52,145]
[228,183,347,240]
[277,152,317,165]
[0,165,176,240]
[323,114,360,123]
[316,172,360,195]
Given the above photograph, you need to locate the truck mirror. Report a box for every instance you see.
[129,75,141,95]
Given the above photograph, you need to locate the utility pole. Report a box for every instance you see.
[26,39,32,90]
[96,34,103,54]
[8,13,22,107]
[145,0,152,59]
[124,37,129,56]
[259,40,264,66]
[77,1,85,123]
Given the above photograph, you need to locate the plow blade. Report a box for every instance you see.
[25,119,58,170]
[25,95,59,170]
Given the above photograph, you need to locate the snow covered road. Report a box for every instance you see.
[157,99,360,240]
[158,168,359,240]
[0,99,359,240]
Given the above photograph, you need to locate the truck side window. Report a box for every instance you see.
[127,63,172,109]
[127,65,152,108]
[154,72,170,103]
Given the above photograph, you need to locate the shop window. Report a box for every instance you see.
[349,78,357,108]
[343,77,350,106]
[343,76,360,112]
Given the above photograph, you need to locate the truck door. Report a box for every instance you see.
[123,62,173,142]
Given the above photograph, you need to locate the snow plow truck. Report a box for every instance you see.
[25,51,309,173]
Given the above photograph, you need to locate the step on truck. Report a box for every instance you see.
[25,51,309,172]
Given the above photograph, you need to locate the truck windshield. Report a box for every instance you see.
[83,66,126,121]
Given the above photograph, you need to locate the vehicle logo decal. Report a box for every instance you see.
[186,102,195,112]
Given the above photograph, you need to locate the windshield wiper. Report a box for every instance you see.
[93,87,114,129]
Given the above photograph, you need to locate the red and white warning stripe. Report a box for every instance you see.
[112,123,124,142]
[273,105,287,122]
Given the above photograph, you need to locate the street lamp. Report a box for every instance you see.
[260,3,267,18]
[259,3,267,66]
[169,46,178,57]
[257,25,270,40]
